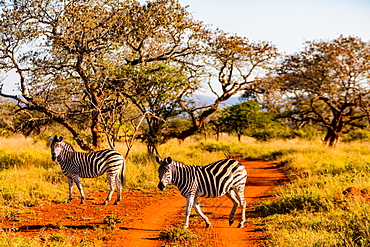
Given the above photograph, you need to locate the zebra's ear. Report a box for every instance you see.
[58,136,63,142]
[155,156,162,164]
[164,157,172,165]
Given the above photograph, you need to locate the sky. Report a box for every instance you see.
[179,0,370,54]
[2,0,370,95]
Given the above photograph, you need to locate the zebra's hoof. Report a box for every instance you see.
[102,201,108,205]
[229,220,234,226]
[80,201,85,204]
[237,223,244,228]
[205,223,211,228]
[114,202,119,205]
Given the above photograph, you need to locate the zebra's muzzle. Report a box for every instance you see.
[158,182,166,191]
[52,155,56,161]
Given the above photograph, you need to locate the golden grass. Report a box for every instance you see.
[3,135,370,246]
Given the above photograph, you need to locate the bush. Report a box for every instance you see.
[341,129,370,142]
[257,191,335,216]
[194,141,231,153]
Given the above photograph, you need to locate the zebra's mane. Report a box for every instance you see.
[59,140,75,151]
[171,160,195,168]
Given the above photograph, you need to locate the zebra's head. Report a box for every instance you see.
[156,156,173,191]
[49,135,64,161]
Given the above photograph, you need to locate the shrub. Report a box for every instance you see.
[159,228,197,242]
[257,191,335,216]
[194,141,231,153]
[103,214,122,226]
[341,129,370,142]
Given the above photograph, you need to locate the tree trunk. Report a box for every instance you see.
[91,111,102,150]
[322,129,339,147]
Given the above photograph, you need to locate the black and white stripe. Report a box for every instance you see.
[50,135,125,205]
[156,156,247,228]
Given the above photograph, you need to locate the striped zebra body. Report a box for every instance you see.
[50,136,125,205]
[156,157,247,228]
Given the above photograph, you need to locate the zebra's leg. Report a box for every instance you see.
[113,173,122,205]
[185,195,195,229]
[72,175,85,204]
[193,197,211,228]
[67,177,73,203]
[103,173,116,205]
[233,185,246,228]
[226,190,239,226]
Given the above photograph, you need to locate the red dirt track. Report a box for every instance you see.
[1,159,287,246]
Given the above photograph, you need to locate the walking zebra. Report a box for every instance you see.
[49,135,125,205]
[156,156,247,228]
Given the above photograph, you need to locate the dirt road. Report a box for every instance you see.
[1,159,287,246]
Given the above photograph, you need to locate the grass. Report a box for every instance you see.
[187,138,370,246]
[235,139,370,247]
[0,135,227,206]
[3,135,370,246]
[0,233,101,247]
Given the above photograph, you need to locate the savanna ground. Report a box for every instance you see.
[2,136,370,246]
[1,159,287,247]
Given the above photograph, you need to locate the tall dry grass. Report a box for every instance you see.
[0,135,229,207]
[3,135,370,246]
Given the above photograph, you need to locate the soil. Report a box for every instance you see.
[1,159,288,246]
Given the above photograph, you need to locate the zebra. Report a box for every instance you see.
[49,135,125,205]
[156,156,247,228]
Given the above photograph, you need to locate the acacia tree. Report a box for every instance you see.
[265,36,370,147]
[112,63,195,154]
[0,0,205,150]
[177,31,279,141]
[218,101,278,141]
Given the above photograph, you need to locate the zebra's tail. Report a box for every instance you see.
[120,160,126,187]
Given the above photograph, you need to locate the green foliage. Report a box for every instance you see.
[194,141,231,153]
[292,125,323,140]
[115,63,193,153]
[257,190,335,216]
[219,100,287,141]
[341,129,370,142]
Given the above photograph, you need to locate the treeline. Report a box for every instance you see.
[1,0,370,152]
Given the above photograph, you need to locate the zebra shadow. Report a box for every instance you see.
[4,223,101,232]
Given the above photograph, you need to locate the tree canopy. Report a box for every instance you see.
[3,0,368,149]
[264,36,370,146]
[0,0,278,152]
[219,100,283,141]
[0,0,207,150]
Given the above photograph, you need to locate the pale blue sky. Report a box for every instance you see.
[179,0,370,54]
[2,0,370,94]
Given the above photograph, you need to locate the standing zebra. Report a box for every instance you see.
[49,135,125,205]
[156,156,247,228]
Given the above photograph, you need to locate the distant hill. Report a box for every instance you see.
[191,95,242,108]
[1,94,242,108]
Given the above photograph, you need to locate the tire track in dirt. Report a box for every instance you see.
[116,193,184,247]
